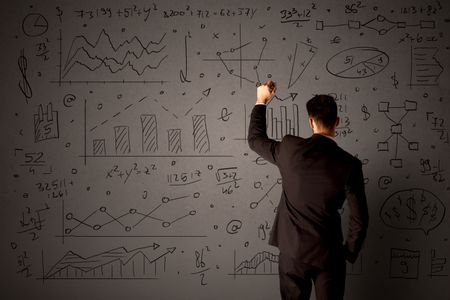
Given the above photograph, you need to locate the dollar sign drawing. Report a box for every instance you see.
[56,6,63,23]
[361,105,370,121]
[391,72,399,89]
[406,196,417,223]
[392,207,400,221]
[18,49,32,103]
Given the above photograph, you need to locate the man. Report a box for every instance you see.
[248,81,369,300]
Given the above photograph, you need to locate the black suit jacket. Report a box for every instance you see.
[248,104,368,269]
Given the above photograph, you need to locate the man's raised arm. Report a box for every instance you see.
[247,81,281,165]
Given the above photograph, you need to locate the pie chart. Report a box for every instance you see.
[22,13,48,37]
[326,47,389,79]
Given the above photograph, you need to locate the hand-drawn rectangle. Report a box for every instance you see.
[93,139,106,156]
[114,126,131,154]
[141,114,158,153]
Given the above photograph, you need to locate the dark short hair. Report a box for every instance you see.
[306,95,337,129]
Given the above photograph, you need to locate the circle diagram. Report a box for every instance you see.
[22,13,48,37]
[326,47,389,79]
[379,188,445,235]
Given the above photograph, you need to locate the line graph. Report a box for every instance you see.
[203,24,275,88]
[54,29,169,84]
[230,250,279,278]
[64,193,200,235]
[43,244,175,280]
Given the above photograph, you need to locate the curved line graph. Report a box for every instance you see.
[62,29,168,78]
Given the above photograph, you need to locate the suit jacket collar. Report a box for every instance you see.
[311,133,337,146]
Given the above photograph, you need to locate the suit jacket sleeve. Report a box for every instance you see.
[248,105,280,165]
[344,159,369,263]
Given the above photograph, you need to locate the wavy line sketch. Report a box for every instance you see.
[43,244,175,279]
[62,29,168,78]
[326,47,389,79]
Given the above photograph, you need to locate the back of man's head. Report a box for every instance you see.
[306,95,338,130]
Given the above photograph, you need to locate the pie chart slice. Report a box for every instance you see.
[326,47,389,79]
[22,13,48,37]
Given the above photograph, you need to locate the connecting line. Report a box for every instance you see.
[398,111,410,123]
[383,112,397,124]
[288,43,299,89]
[383,134,395,143]
[395,134,399,158]
[170,212,192,224]
[256,39,268,69]
[70,210,97,231]
[169,195,189,201]
[239,23,242,88]
[133,204,164,227]
[250,179,282,209]
[361,16,397,34]
[221,41,252,55]
[399,134,410,144]
[216,54,255,84]
[102,211,128,227]
[254,38,268,83]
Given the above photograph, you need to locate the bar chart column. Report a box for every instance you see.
[140,114,158,153]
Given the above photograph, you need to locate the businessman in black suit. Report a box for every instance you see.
[248,81,369,300]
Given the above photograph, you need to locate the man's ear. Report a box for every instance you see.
[335,117,340,128]
[309,117,315,130]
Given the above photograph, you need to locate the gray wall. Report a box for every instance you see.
[1,0,449,299]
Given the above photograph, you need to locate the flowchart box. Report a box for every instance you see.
[348,20,360,29]
[391,124,402,134]
[408,142,419,150]
[377,142,389,151]
[390,159,403,168]
[378,102,390,112]
[405,100,417,111]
